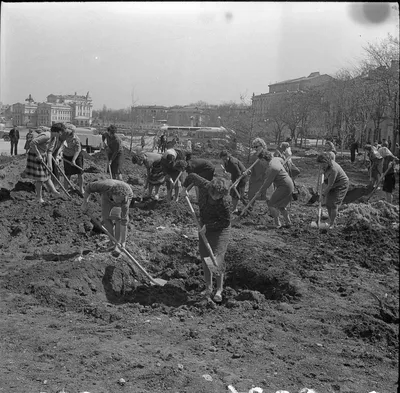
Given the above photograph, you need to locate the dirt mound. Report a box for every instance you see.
[340,201,399,231]
[0,150,398,393]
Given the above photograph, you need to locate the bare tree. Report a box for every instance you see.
[361,34,400,150]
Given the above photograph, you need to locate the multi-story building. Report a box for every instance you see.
[36,102,72,127]
[12,101,38,127]
[11,92,93,127]
[252,72,333,120]
[47,92,93,126]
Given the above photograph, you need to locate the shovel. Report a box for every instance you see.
[229,159,259,195]
[184,190,222,275]
[53,156,83,197]
[231,176,271,224]
[41,160,72,199]
[307,166,321,205]
[310,170,325,228]
[89,215,167,287]
[366,161,394,202]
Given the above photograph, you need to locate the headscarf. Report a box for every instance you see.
[324,141,336,152]
[131,150,145,165]
[316,152,332,166]
[251,137,267,149]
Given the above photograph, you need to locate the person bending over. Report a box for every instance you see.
[82,179,133,257]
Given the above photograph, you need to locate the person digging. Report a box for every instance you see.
[131,150,165,200]
[219,150,249,214]
[316,153,349,229]
[182,173,231,303]
[82,179,133,257]
[257,149,294,228]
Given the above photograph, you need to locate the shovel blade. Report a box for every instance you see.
[151,278,168,287]
[204,257,222,275]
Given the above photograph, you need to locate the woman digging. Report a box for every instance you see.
[182,173,231,303]
[257,149,294,228]
[316,153,349,229]
[22,126,63,203]
[132,150,165,200]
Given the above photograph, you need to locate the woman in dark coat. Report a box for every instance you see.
[316,153,349,229]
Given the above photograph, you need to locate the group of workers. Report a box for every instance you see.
[18,124,399,303]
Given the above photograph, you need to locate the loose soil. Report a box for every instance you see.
[0,148,398,393]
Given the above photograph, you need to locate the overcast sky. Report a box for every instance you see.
[1,2,398,110]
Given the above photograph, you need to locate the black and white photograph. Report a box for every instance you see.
[0,2,399,393]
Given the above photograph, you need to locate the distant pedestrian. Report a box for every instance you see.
[9,126,20,156]
[186,139,192,152]
[350,140,359,163]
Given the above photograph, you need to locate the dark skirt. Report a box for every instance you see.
[199,226,231,272]
[326,182,349,208]
[268,185,293,208]
[63,152,84,176]
[197,169,215,181]
[383,173,396,193]
[25,151,50,182]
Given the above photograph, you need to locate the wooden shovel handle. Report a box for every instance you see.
[184,191,218,267]
[89,215,162,285]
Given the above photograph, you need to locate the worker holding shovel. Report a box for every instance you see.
[257,149,294,229]
[52,123,85,195]
[182,173,231,303]
[132,150,165,200]
[22,126,63,203]
[160,147,187,202]
[316,153,349,229]
[82,179,134,257]
[105,125,124,180]
[219,150,249,214]
[247,138,270,211]
[185,154,215,202]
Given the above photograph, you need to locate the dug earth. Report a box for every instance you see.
[0,148,398,393]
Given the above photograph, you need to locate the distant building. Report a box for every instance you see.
[47,91,93,126]
[11,91,93,127]
[252,72,333,120]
